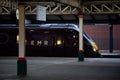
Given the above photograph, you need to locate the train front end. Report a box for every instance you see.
[83,33,101,57]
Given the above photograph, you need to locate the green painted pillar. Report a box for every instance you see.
[17,2,27,76]
[17,58,27,76]
[78,50,84,61]
[109,25,113,53]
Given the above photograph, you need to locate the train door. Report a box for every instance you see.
[39,34,54,56]
[52,32,65,57]
[64,29,79,57]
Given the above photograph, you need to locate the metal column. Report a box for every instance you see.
[109,25,113,53]
[17,2,27,76]
[78,15,84,61]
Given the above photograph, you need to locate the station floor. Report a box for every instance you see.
[0,57,120,80]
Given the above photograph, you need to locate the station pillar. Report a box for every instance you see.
[78,15,84,61]
[109,24,113,53]
[17,2,27,76]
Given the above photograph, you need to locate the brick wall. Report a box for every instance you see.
[113,25,120,50]
[84,25,120,52]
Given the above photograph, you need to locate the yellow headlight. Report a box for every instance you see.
[91,42,98,52]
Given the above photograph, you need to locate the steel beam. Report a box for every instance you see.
[1,0,120,15]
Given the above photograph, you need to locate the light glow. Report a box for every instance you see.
[57,40,62,45]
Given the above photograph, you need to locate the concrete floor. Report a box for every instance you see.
[0,57,120,80]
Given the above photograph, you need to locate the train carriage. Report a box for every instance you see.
[0,24,101,57]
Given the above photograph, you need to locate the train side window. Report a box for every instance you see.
[0,33,9,44]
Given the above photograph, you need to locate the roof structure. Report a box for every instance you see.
[0,0,120,24]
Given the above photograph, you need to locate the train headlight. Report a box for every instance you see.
[91,42,98,52]
[93,47,97,52]
[57,40,62,45]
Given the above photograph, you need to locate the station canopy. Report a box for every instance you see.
[0,0,120,24]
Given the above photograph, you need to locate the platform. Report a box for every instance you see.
[101,53,120,58]
[0,57,120,80]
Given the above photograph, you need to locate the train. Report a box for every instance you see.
[0,24,101,57]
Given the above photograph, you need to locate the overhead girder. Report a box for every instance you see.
[83,3,120,14]
[0,0,120,15]
[25,2,79,15]
[0,0,11,7]
[0,0,79,15]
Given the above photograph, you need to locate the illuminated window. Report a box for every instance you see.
[57,40,62,45]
